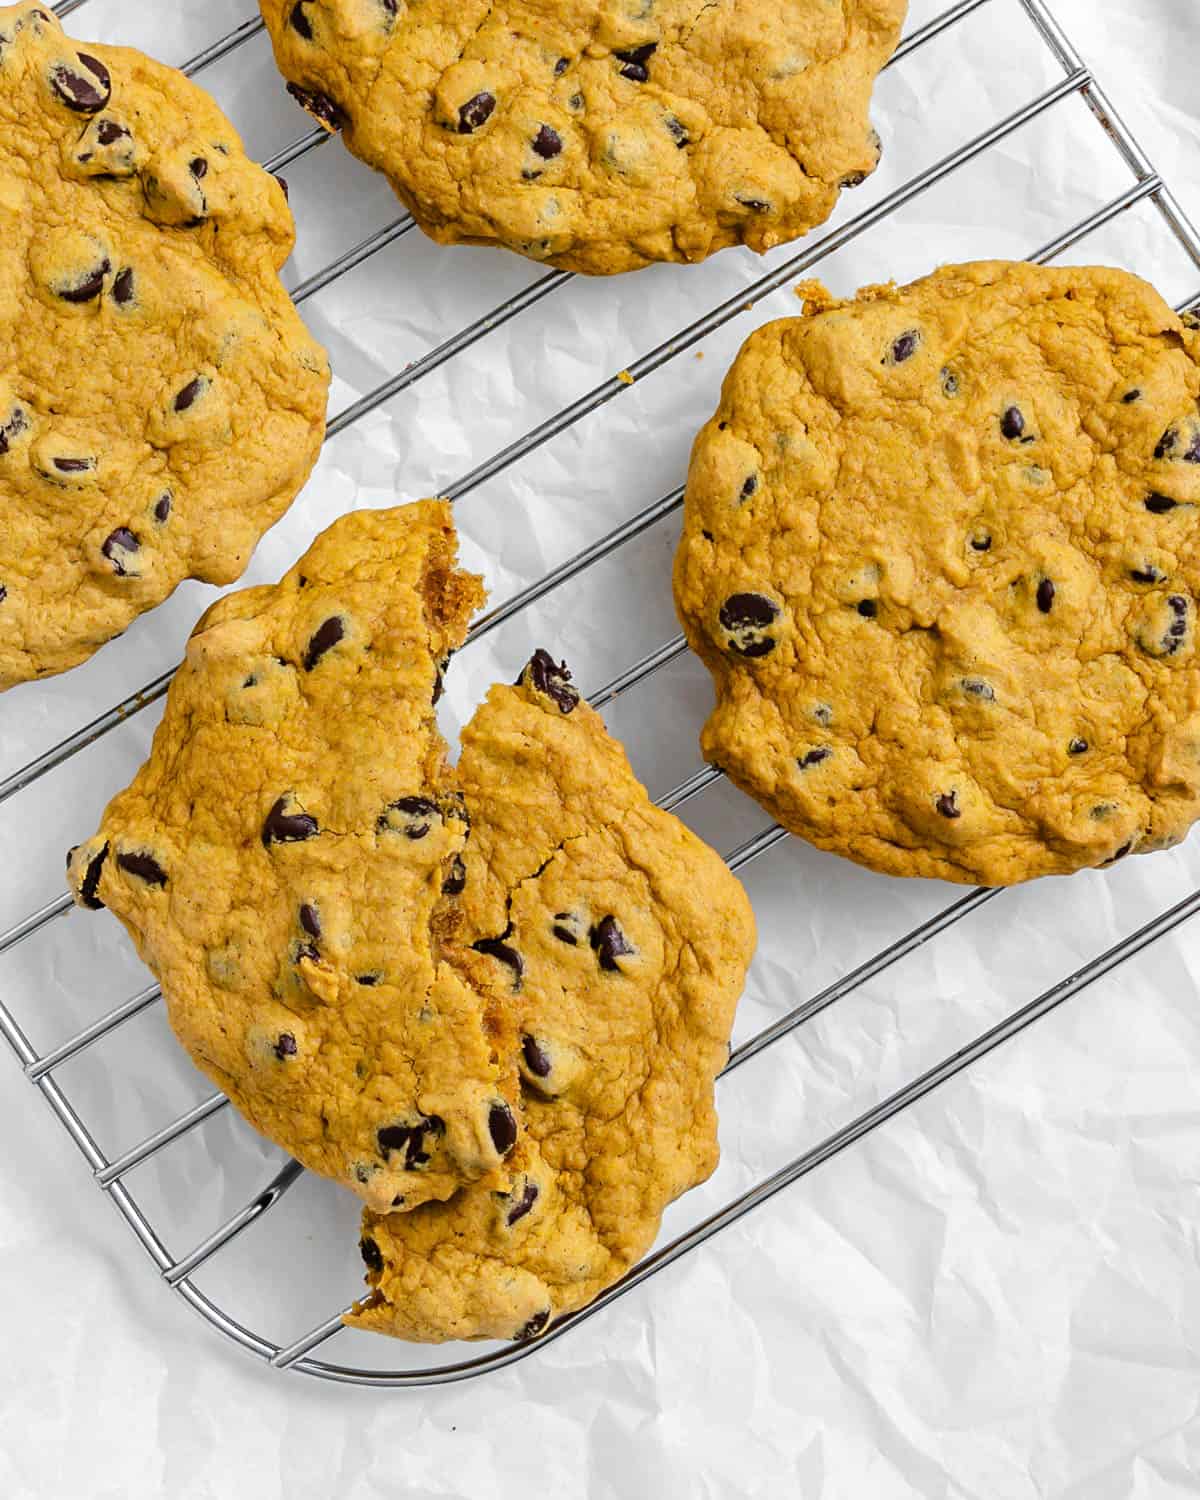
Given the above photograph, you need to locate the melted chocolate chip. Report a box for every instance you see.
[516,1309,550,1341]
[1122,388,1141,404]
[1164,594,1190,654]
[740,474,758,501]
[95,118,128,146]
[174,376,206,413]
[360,1236,383,1273]
[473,930,524,986]
[521,1034,552,1078]
[488,1101,518,1155]
[50,53,111,113]
[1000,405,1025,440]
[0,408,28,456]
[101,527,139,576]
[303,615,345,671]
[665,113,689,147]
[614,42,656,81]
[77,842,109,910]
[532,124,562,159]
[153,492,171,523]
[289,1,313,38]
[554,56,569,75]
[1069,738,1089,755]
[59,256,110,303]
[377,796,439,839]
[798,747,832,769]
[719,592,780,658]
[887,329,920,365]
[970,533,992,552]
[857,599,878,619]
[299,902,321,939]
[436,852,465,897]
[519,649,579,713]
[111,266,134,306]
[936,792,961,820]
[551,917,577,944]
[735,194,770,213]
[1036,578,1056,614]
[962,678,996,702]
[458,91,496,133]
[505,1180,539,1226]
[189,156,208,180]
[589,915,634,973]
[377,1115,443,1169]
[286,82,346,131]
[1145,493,1177,514]
[1155,427,1178,460]
[53,456,93,474]
[1130,565,1164,584]
[262,796,319,847]
[274,1032,298,1060]
[356,973,382,987]
[117,850,168,886]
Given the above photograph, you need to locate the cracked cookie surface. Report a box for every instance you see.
[349,653,756,1342]
[674,261,1200,885]
[259,0,906,275]
[0,1,329,690]
[69,501,756,1344]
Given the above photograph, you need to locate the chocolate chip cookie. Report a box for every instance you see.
[674,262,1200,885]
[350,649,756,1342]
[69,503,756,1340]
[0,2,329,690]
[258,0,906,275]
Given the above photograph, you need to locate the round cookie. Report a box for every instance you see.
[674,261,1200,886]
[258,0,907,275]
[0,2,330,690]
[349,655,756,1343]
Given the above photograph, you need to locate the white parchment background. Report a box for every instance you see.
[3,1,1200,1496]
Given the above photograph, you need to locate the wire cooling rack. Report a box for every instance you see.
[2,0,1200,1388]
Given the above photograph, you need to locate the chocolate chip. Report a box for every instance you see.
[1155,427,1178,460]
[473,930,524,986]
[360,1236,383,1273]
[936,792,961,820]
[189,156,208,180]
[1000,406,1025,440]
[377,795,439,839]
[798,747,832,769]
[441,854,466,896]
[532,125,562,159]
[117,850,167,886]
[174,376,206,413]
[1165,594,1190,653]
[665,113,689,147]
[521,1034,552,1079]
[299,902,321,939]
[58,256,110,303]
[719,592,780,658]
[614,42,656,81]
[1130,565,1164,584]
[551,915,578,944]
[274,1032,298,1060]
[76,842,109,910]
[735,194,771,213]
[516,1309,550,1341]
[356,973,382,987]
[153,492,171,523]
[886,329,920,365]
[53,456,94,474]
[589,915,634,973]
[970,533,992,552]
[857,599,878,619]
[95,118,128,146]
[488,1101,517,1155]
[377,1115,443,1169]
[0,584,7,605]
[961,678,995,702]
[0,408,28,456]
[554,56,569,75]
[519,649,580,713]
[1122,388,1141,403]
[285,82,346,131]
[262,796,319,847]
[289,1,312,38]
[941,369,960,397]
[740,474,758,501]
[1069,738,1089,755]
[504,1179,539,1227]
[1106,840,1135,864]
[840,169,868,189]
[50,53,111,113]
[1036,578,1056,614]
[302,615,345,671]
[111,267,134,306]
[101,527,139,576]
[458,91,496,133]
[1145,493,1177,514]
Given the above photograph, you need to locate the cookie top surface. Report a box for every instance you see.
[69,500,497,1215]
[348,660,756,1343]
[674,261,1200,886]
[259,0,906,275]
[0,1,329,690]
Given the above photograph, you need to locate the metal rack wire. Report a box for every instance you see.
[3,0,1199,1386]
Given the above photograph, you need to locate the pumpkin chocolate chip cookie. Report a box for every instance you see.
[674,261,1200,886]
[69,502,756,1342]
[258,0,907,275]
[0,1,329,690]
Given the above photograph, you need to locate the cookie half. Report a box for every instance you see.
[349,651,756,1342]
[674,261,1200,885]
[0,1,330,689]
[259,0,906,275]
